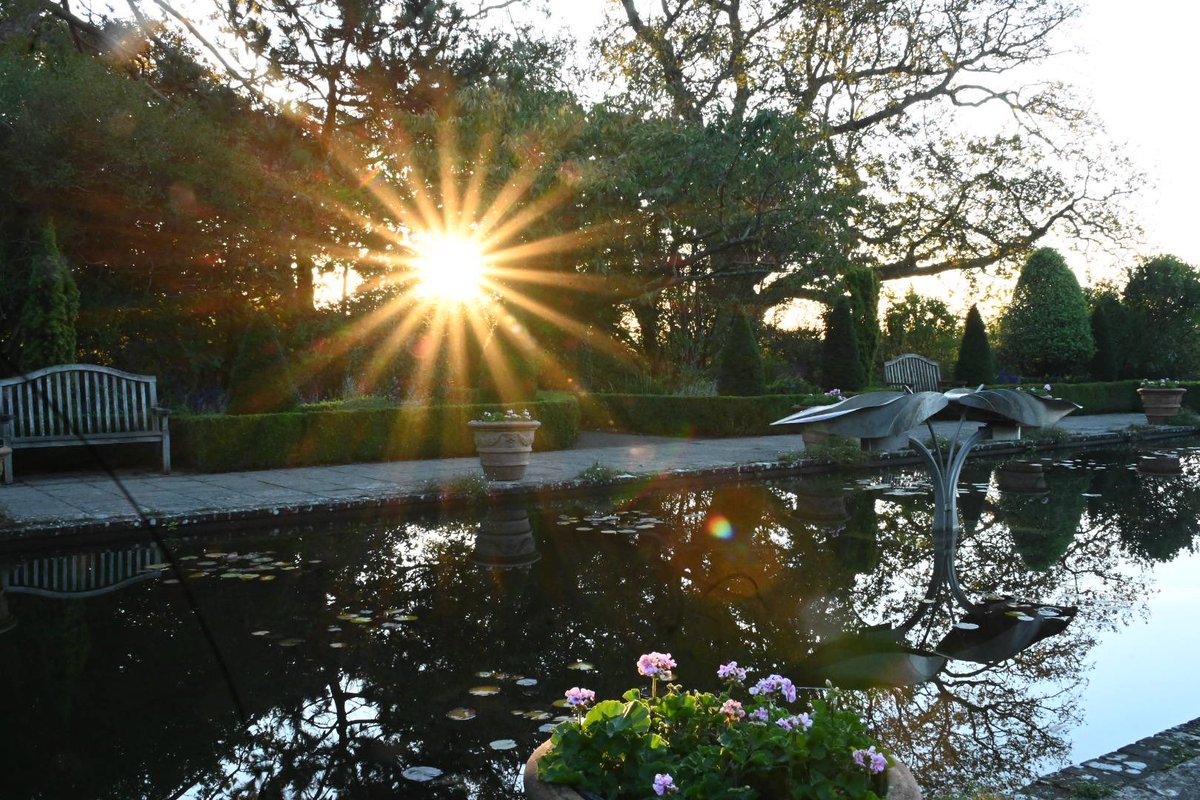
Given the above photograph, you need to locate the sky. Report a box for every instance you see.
[513,0,1200,317]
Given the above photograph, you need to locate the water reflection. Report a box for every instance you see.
[0,445,1195,799]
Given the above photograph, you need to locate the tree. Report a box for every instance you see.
[845,267,881,386]
[998,248,1093,378]
[821,297,865,391]
[226,313,300,414]
[955,305,996,386]
[1122,255,1200,379]
[16,224,80,373]
[716,311,766,396]
[881,291,960,368]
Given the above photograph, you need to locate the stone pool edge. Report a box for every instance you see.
[1,425,1195,546]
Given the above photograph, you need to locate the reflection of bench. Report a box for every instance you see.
[0,364,170,484]
[883,353,942,393]
[2,543,164,598]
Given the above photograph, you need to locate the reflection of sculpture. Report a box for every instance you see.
[472,504,539,568]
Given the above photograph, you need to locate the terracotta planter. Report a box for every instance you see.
[468,420,540,481]
[1138,387,1186,425]
[523,739,923,800]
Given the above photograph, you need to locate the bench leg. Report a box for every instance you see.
[161,430,172,474]
[2,447,12,485]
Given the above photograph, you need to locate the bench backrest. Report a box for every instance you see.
[883,353,942,393]
[0,364,159,439]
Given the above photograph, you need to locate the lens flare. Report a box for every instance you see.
[411,233,488,304]
[706,514,734,540]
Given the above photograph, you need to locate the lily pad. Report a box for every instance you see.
[515,678,538,687]
[567,661,594,671]
[401,766,444,782]
[489,739,518,751]
[446,708,476,721]
[468,686,501,696]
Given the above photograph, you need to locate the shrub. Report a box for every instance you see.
[822,296,866,390]
[999,248,1094,378]
[174,392,580,472]
[227,313,300,414]
[882,291,960,368]
[1088,301,1120,381]
[1122,254,1200,378]
[716,311,766,396]
[581,393,830,437]
[18,223,79,372]
[845,267,881,385]
[955,304,996,385]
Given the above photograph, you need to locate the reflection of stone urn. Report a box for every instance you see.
[1138,387,1187,424]
[792,482,851,524]
[468,420,541,481]
[473,506,539,568]
[1137,452,1183,476]
[996,461,1048,494]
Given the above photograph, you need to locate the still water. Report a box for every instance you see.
[1,443,1198,799]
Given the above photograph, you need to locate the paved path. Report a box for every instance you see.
[0,412,1166,538]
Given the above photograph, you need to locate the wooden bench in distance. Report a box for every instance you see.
[883,353,942,393]
[0,364,170,484]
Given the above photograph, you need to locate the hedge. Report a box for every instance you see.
[579,393,833,437]
[174,392,580,473]
[1045,380,1140,415]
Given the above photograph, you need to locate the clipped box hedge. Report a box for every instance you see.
[174,392,580,473]
[580,393,832,437]
[1044,380,1141,415]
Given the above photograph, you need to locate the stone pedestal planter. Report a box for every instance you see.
[523,739,922,800]
[1138,387,1186,425]
[468,420,540,481]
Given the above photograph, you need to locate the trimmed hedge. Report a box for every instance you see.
[1047,380,1140,415]
[580,393,832,437]
[174,393,580,473]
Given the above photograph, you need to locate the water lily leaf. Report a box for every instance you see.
[401,766,443,782]
[476,670,494,678]
[278,638,304,647]
[142,562,171,571]
[552,699,571,708]
[330,642,347,649]
[538,723,558,733]
[259,575,276,582]
[567,662,594,671]
[251,630,270,636]
[468,686,501,696]
[336,614,357,621]
[393,614,418,622]
[352,617,372,624]
[187,572,206,579]
[446,708,476,721]
[489,739,517,751]
[954,622,980,630]
[516,678,538,687]
[162,578,179,585]
[525,711,551,720]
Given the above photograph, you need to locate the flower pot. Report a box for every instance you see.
[523,739,923,800]
[467,420,540,481]
[1138,387,1186,425]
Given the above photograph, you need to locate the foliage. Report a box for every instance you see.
[537,658,886,799]
[822,297,866,391]
[844,268,881,386]
[998,248,1094,379]
[576,462,624,484]
[955,305,996,386]
[716,311,767,396]
[226,314,300,414]
[1088,302,1120,381]
[472,408,534,423]
[1041,381,1140,415]
[1122,255,1200,379]
[804,437,869,466]
[881,291,960,368]
[174,393,579,472]
[581,394,830,437]
[15,224,80,373]
[1000,470,1089,571]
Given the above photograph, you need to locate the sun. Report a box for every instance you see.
[410,233,489,305]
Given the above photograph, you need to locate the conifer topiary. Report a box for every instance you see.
[954,304,995,385]
[1088,302,1119,381]
[844,267,881,386]
[18,223,80,372]
[821,296,865,390]
[998,248,1094,378]
[716,310,766,395]
[227,313,300,414]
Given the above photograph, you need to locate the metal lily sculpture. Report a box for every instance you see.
[773,387,1080,534]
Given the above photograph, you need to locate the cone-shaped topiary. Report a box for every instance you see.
[955,305,996,385]
[1088,302,1120,381]
[822,296,866,390]
[227,313,300,414]
[844,267,881,386]
[999,248,1094,379]
[18,223,80,372]
[716,310,766,395]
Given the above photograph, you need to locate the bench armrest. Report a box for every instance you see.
[152,406,173,417]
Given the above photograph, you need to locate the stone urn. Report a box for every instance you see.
[1138,387,1187,424]
[523,739,923,800]
[467,419,540,481]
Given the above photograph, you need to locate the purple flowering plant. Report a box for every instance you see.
[537,655,890,799]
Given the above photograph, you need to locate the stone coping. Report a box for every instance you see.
[0,424,1195,548]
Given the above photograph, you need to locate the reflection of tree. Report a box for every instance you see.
[998,468,1090,571]
[1089,455,1200,562]
[0,449,1189,799]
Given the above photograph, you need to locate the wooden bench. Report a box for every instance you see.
[0,364,170,484]
[883,353,942,393]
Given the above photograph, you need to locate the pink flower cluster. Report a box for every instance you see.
[720,699,745,721]
[564,687,595,708]
[652,773,676,796]
[716,660,747,685]
[637,652,676,678]
[749,674,797,704]
[775,712,813,733]
[853,745,888,774]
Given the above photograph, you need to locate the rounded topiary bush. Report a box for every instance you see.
[999,248,1094,379]
[716,310,766,396]
[955,304,996,386]
[1122,254,1200,379]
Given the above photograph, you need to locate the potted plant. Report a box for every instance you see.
[467,408,540,481]
[525,653,921,800]
[1137,378,1187,424]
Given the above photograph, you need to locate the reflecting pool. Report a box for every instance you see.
[1,442,1198,799]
